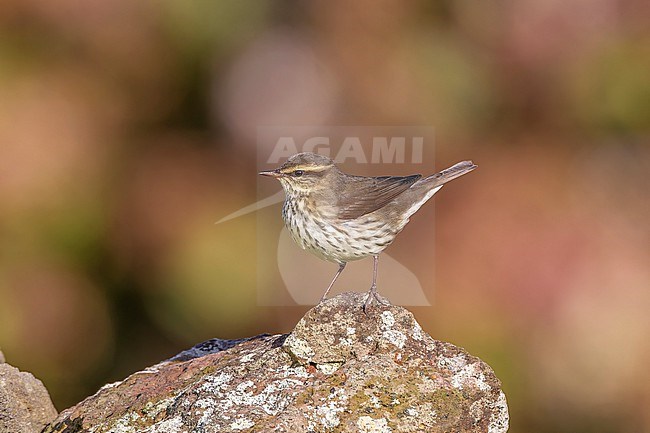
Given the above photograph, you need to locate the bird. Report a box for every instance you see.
[259,152,476,310]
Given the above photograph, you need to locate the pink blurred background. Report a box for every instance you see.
[1,1,649,432]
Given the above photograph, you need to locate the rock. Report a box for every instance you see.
[45,292,509,433]
[0,349,5,364]
[0,353,58,433]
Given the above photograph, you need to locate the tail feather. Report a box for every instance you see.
[396,160,477,219]
[424,160,477,187]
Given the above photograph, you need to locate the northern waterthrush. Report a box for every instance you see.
[260,152,476,310]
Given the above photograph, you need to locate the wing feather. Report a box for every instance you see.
[336,174,421,220]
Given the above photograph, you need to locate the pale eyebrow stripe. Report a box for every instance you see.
[279,164,332,173]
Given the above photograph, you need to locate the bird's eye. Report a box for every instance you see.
[293,170,304,177]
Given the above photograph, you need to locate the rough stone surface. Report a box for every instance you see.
[45,292,509,433]
[0,354,58,433]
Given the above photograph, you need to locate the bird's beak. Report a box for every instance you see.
[258,169,283,178]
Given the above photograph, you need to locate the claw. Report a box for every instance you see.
[363,287,390,313]
[363,292,373,313]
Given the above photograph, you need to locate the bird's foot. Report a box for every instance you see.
[363,286,390,313]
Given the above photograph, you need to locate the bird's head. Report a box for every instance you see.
[259,152,339,195]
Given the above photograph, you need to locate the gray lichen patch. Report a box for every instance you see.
[283,335,316,363]
[316,361,344,375]
[488,391,510,433]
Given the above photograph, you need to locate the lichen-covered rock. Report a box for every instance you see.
[0,353,58,433]
[44,292,509,433]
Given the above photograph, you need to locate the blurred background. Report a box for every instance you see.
[1,1,649,432]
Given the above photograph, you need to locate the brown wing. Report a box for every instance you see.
[337,174,421,220]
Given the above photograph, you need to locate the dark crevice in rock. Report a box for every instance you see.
[270,333,289,348]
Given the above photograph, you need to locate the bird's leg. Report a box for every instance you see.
[364,255,389,311]
[320,262,346,302]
